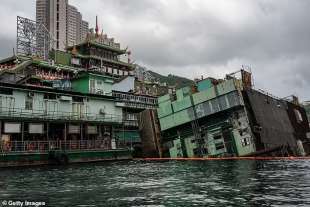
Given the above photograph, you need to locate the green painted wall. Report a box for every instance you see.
[72,74,114,96]
[169,139,183,158]
[0,86,122,122]
[184,136,197,157]
[157,101,173,118]
[197,79,213,92]
[172,96,192,112]
[216,79,236,96]
[89,74,113,96]
[192,87,216,105]
[55,51,72,66]
[158,94,170,104]
[0,150,132,167]
[72,76,89,94]
[115,131,140,142]
[232,129,255,156]
[159,114,175,131]
[206,128,227,156]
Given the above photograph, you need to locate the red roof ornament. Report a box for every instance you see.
[95,16,99,37]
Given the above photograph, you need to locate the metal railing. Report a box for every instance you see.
[0,140,129,154]
[0,107,122,123]
[112,91,158,106]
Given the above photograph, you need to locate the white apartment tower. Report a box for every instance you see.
[36,0,89,51]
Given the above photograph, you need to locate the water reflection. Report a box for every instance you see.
[0,160,309,206]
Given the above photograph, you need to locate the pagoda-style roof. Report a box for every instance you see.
[67,40,127,55]
[73,53,134,70]
[32,59,84,73]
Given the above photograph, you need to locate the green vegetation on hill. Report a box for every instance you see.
[148,71,194,89]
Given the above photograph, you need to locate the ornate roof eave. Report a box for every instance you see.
[74,54,134,70]
[32,60,84,73]
[67,40,127,55]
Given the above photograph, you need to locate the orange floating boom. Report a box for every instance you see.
[138,157,310,161]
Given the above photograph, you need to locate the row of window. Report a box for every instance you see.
[90,48,119,61]
[90,66,131,76]
[113,92,157,105]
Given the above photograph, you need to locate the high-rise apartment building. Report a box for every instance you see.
[36,0,89,51]
[81,20,89,43]
[67,5,80,46]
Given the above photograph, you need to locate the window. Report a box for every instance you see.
[294,109,303,123]
[210,98,220,113]
[227,92,240,107]
[219,95,228,110]
[193,148,208,156]
[215,142,225,150]
[0,88,13,95]
[72,96,83,103]
[213,133,222,140]
[90,79,95,93]
[44,93,57,100]
[241,137,251,147]
[25,96,33,110]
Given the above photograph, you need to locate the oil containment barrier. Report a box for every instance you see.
[138,157,310,161]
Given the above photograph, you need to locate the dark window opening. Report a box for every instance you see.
[25,96,33,110]
[193,148,208,156]
[72,96,84,103]
[0,88,13,95]
[241,138,251,147]
[213,134,222,140]
[215,142,225,150]
[44,93,57,100]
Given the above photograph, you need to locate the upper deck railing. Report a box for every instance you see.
[0,107,122,123]
[113,91,158,109]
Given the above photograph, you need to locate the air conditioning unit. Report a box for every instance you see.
[96,89,104,95]
[253,125,262,133]
[59,96,72,101]
[99,108,106,115]
[28,92,34,97]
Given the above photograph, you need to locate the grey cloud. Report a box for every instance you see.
[0,0,310,100]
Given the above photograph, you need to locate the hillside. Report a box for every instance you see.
[148,70,194,89]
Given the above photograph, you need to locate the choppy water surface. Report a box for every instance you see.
[0,160,310,206]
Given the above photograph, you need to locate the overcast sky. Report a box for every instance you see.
[0,0,309,101]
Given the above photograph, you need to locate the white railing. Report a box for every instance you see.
[0,140,129,154]
[0,107,122,123]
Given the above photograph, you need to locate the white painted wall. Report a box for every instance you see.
[112,76,135,92]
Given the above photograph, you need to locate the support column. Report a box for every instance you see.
[21,122,24,142]
[21,122,24,152]
[46,122,49,140]
[0,121,2,140]
[80,123,83,140]
[64,123,67,150]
